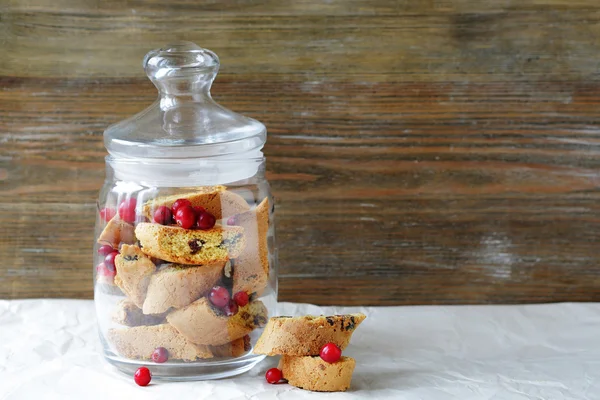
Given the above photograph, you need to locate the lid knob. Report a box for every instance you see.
[143,42,219,96]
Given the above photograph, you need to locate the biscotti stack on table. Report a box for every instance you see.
[254,313,366,392]
[94,185,271,363]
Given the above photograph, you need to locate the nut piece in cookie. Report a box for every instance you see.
[114,245,156,308]
[231,198,270,296]
[108,324,213,362]
[142,186,250,220]
[254,313,366,356]
[135,223,245,265]
[97,216,136,248]
[167,298,267,346]
[112,299,167,327]
[142,262,224,315]
[279,355,356,392]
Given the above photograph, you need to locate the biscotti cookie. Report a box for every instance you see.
[254,313,366,356]
[112,299,167,327]
[232,198,270,296]
[279,356,356,392]
[142,262,224,314]
[167,298,268,346]
[114,245,156,308]
[97,216,135,248]
[135,223,246,265]
[108,324,213,361]
[142,186,250,220]
[210,335,251,358]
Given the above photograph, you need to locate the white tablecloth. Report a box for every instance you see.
[1,300,599,399]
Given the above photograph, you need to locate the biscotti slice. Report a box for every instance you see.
[108,324,213,361]
[114,245,156,308]
[112,299,167,327]
[167,298,267,346]
[142,262,224,314]
[210,335,251,358]
[279,356,356,392]
[97,216,135,248]
[232,198,270,296]
[142,186,250,220]
[135,223,246,265]
[254,313,366,356]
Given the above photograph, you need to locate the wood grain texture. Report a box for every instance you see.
[2,0,600,305]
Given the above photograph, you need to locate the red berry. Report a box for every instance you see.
[96,262,115,278]
[319,342,342,363]
[134,367,152,386]
[171,199,192,214]
[175,206,196,229]
[153,206,172,225]
[97,245,114,256]
[193,206,206,215]
[104,251,119,272]
[196,211,216,230]
[209,286,230,308]
[151,347,169,363]
[99,207,116,222]
[265,368,283,384]
[226,215,237,226]
[118,198,137,224]
[223,300,239,316]
[233,291,249,307]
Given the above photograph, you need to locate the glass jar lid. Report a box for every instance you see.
[104,42,266,160]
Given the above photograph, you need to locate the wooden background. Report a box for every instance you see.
[2,0,600,305]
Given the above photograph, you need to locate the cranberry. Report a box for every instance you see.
[96,262,115,278]
[196,211,216,230]
[171,199,192,214]
[223,300,239,316]
[118,198,137,224]
[97,245,114,256]
[99,207,116,222]
[151,347,169,363]
[226,215,237,226]
[319,342,342,363]
[233,291,249,307]
[265,368,283,384]
[193,206,206,215]
[104,251,119,272]
[153,206,172,225]
[175,206,196,229]
[134,367,152,386]
[209,286,230,308]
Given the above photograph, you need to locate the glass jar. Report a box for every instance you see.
[93,42,278,380]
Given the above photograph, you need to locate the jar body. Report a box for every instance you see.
[93,157,277,380]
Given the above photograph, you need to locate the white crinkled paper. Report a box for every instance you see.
[1,300,599,399]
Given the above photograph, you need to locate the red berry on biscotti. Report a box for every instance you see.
[171,199,192,214]
[97,245,114,256]
[196,211,216,230]
[265,368,283,384]
[175,206,196,229]
[104,251,119,272]
[193,206,206,215]
[151,347,169,363]
[118,198,137,224]
[134,367,152,386]
[233,291,249,307]
[209,286,230,308]
[99,207,116,222]
[319,342,342,363]
[223,300,239,316]
[153,206,172,225]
